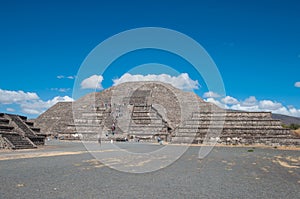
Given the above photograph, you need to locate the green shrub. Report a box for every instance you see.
[282,123,300,130]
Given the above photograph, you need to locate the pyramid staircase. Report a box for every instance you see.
[0,113,46,149]
[126,89,170,141]
[128,105,169,139]
[69,106,108,140]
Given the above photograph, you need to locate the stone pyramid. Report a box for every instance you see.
[35,81,300,145]
[0,113,46,149]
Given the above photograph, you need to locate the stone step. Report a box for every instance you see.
[172,136,300,145]
[73,126,101,132]
[131,119,164,125]
[130,129,165,133]
[25,121,34,127]
[31,127,41,133]
[14,145,35,149]
[188,116,277,121]
[174,133,295,138]
[128,133,156,138]
[175,129,293,137]
[183,120,282,126]
[275,139,300,145]
[192,112,271,119]
[131,116,162,120]
[74,115,107,120]
[18,115,27,121]
[9,115,36,137]
[130,127,165,132]
[0,118,10,125]
[192,116,273,120]
[0,125,14,131]
[176,127,289,133]
[72,124,102,127]
[130,124,165,129]
[133,104,152,108]
[2,134,36,149]
[74,119,101,124]
[178,125,284,130]
[132,112,157,117]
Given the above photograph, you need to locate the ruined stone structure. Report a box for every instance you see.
[35,81,300,145]
[0,113,46,149]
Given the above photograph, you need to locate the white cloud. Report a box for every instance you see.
[204,95,300,117]
[221,96,239,105]
[258,100,282,110]
[22,108,41,115]
[230,103,259,112]
[6,108,15,112]
[51,88,71,93]
[203,91,221,98]
[113,73,199,90]
[205,98,228,109]
[57,75,76,79]
[57,75,65,79]
[289,107,300,116]
[81,75,104,90]
[241,96,257,107]
[0,88,74,116]
[20,96,74,115]
[294,82,300,88]
[0,89,39,104]
[67,76,75,79]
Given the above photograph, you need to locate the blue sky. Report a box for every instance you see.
[0,0,300,118]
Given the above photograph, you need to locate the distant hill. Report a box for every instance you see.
[271,113,300,125]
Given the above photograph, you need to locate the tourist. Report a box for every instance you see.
[157,136,162,145]
[97,135,101,145]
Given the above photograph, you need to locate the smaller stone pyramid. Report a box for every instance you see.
[0,113,46,149]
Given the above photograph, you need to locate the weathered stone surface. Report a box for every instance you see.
[0,113,46,149]
[34,81,300,145]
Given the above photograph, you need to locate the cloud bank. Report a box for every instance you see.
[0,89,39,104]
[51,88,71,93]
[204,94,300,117]
[0,88,73,116]
[20,96,74,115]
[81,75,104,90]
[203,91,221,98]
[113,73,199,90]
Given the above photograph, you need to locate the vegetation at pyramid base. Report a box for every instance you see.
[282,123,300,130]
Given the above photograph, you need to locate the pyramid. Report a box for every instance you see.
[0,113,46,149]
[35,81,300,146]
